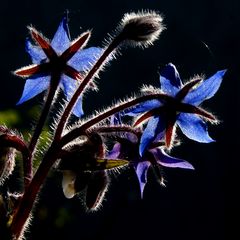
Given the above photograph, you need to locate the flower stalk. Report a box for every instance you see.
[0,10,225,240]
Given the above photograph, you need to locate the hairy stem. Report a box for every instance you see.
[10,143,59,239]
[60,93,169,147]
[27,73,61,184]
[54,34,124,141]
[0,134,30,186]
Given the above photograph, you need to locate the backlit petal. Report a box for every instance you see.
[125,100,162,116]
[151,148,194,169]
[61,75,83,117]
[51,15,70,54]
[176,113,214,143]
[183,70,226,105]
[68,47,103,71]
[107,143,121,159]
[25,38,46,64]
[17,76,50,105]
[160,63,182,96]
[134,161,151,198]
[139,115,165,156]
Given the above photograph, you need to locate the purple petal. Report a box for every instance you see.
[150,148,194,169]
[160,63,182,96]
[25,38,46,64]
[139,116,165,156]
[51,15,70,54]
[125,100,162,116]
[134,161,151,198]
[176,113,214,143]
[68,47,103,72]
[183,70,226,106]
[17,76,50,105]
[107,143,121,159]
[61,75,84,117]
[110,113,122,125]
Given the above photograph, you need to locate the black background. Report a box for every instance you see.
[0,0,238,239]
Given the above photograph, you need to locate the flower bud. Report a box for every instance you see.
[118,11,165,47]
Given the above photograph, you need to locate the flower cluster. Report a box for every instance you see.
[0,11,225,240]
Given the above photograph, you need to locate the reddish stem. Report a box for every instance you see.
[60,93,169,147]
[54,34,123,141]
[0,134,30,186]
[10,143,59,239]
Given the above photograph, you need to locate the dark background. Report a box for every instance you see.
[0,0,238,239]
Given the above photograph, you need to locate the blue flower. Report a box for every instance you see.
[15,14,103,117]
[128,63,226,155]
[108,134,194,198]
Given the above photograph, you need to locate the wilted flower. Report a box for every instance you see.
[15,14,102,117]
[128,63,226,155]
[58,132,127,209]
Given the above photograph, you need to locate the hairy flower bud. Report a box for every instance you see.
[118,11,165,47]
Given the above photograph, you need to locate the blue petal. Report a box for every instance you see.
[176,113,214,143]
[134,161,151,198]
[25,38,46,64]
[125,100,162,116]
[17,76,50,105]
[68,47,103,71]
[139,116,165,156]
[72,95,83,117]
[51,16,70,54]
[160,63,182,96]
[107,143,121,159]
[183,70,226,106]
[61,75,84,117]
[110,113,122,125]
[150,148,194,169]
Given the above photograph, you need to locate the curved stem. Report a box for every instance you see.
[94,125,141,137]
[60,93,169,147]
[10,142,59,239]
[54,35,123,141]
[0,134,30,186]
[26,73,61,184]
[28,74,60,154]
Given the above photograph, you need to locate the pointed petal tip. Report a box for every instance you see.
[181,162,195,170]
[139,147,144,157]
[16,99,23,106]
[27,25,38,37]
[218,69,227,76]
[201,137,215,143]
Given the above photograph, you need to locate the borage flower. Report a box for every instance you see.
[128,63,226,155]
[108,132,193,198]
[15,14,102,117]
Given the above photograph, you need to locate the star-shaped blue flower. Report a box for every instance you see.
[108,134,194,198]
[15,14,102,117]
[128,63,226,155]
